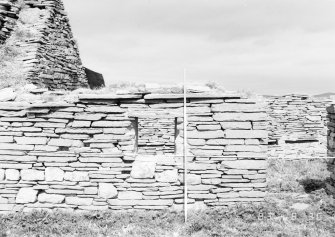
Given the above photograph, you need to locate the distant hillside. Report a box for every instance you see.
[314,92,335,98]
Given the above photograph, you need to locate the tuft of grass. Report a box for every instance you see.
[267,159,331,193]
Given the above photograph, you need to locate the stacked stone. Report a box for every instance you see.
[0,0,20,43]
[327,105,335,197]
[0,92,268,213]
[23,0,88,90]
[267,94,331,144]
[1,0,88,90]
[137,118,175,155]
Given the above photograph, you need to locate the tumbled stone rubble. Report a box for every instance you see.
[0,92,268,213]
[327,105,335,197]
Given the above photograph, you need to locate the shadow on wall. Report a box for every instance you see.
[84,68,105,89]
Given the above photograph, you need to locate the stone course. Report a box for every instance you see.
[0,92,268,213]
[327,105,335,197]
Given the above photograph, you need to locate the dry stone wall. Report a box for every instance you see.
[0,92,268,213]
[267,94,332,158]
[0,0,20,44]
[327,105,335,197]
[1,0,89,90]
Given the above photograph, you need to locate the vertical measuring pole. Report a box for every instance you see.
[183,69,188,222]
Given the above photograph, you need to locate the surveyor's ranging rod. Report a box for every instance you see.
[183,69,188,222]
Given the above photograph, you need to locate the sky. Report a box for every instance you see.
[63,0,335,95]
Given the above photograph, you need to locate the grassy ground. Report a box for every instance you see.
[0,159,334,237]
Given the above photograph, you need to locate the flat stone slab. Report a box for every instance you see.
[144,93,242,100]
[79,94,143,100]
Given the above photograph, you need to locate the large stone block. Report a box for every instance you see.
[225,130,267,139]
[38,193,65,204]
[221,160,267,170]
[187,130,225,139]
[21,170,44,181]
[14,137,48,145]
[64,171,89,182]
[220,122,252,130]
[65,197,93,206]
[213,113,267,121]
[118,191,143,200]
[0,169,4,181]
[16,188,38,204]
[212,103,264,112]
[156,170,178,183]
[72,120,91,128]
[179,174,201,185]
[6,169,20,181]
[108,199,173,206]
[91,121,131,127]
[131,156,157,179]
[99,183,118,199]
[45,167,64,181]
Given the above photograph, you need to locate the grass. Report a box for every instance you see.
[0,159,334,237]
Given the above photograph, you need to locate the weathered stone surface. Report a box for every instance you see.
[21,170,44,181]
[99,183,118,199]
[45,168,64,181]
[6,169,20,181]
[187,130,225,139]
[118,191,143,200]
[0,88,16,102]
[155,170,178,183]
[38,194,65,204]
[72,121,91,128]
[220,122,252,130]
[0,169,4,180]
[108,199,173,206]
[212,103,264,112]
[179,174,202,185]
[14,137,48,145]
[16,188,38,204]
[65,197,93,206]
[225,130,267,139]
[221,160,267,170]
[213,113,267,121]
[64,172,89,182]
[131,156,157,179]
[91,121,131,127]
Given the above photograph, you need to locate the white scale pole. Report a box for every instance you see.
[183,69,188,223]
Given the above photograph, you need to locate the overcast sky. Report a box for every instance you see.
[63,0,335,95]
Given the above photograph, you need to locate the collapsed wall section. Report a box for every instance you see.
[327,105,335,197]
[0,92,268,212]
